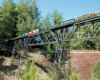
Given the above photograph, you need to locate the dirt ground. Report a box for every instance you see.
[70,52,100,80]
[0,57,19,80]
[0,52,100,80]
[0,53,53,80]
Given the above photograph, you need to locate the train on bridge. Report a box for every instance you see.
[6,11,100,41]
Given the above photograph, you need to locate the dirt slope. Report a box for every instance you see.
[70,52,100,80]
[0,52,100,80]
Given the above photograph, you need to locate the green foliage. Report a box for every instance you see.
[46,44,53,59]
[65,62,80,80]
[0,0,18,49]
[10,56,15,62]
[82,40,96,50]
[21,66,40,80]
[46,53,52,60]
[51,8,63,24]
[16,0,41,35]
[25,57,31,72]
[47,66,58,80]
[70,41,82,50]
[91,61,100,80]
[65,63,71,80]
[70,72,80,80]
[47,60,80,80]
[19,57,41,80]
[40,12,52,31]
[0,0,18,37]
[36,51,41,61]
[94,39,100,50]
[32,60,35,64]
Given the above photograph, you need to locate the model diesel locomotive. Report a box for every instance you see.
[6,11,100,41]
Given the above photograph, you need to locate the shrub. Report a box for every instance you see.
[36,51,41,61]
[66,63,80,80]
[21,66,40,80]
[47,64,80,80]
[46,44,53,59]
[65,63,71,80]
[25,57,31,72]
[91,61,100,80]
[47,66,58,80]
[19,57,41,80]
[10,56,15,62]
[70,72,80,80]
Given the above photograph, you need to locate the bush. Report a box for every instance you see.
[65,62,79,80]
[36,51,41,61]
[21,66,40,80]
[46,44,53,59]
[19,57,41,80]
[9,56,15,62]
[91,61,100,80]
[47,58,80,80]
[47,66,58,80]
[65,63,71,80]
[47,64,80,80]
[70,72,80,80]
[25,57,31,72]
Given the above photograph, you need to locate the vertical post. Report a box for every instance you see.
[63,28,65,40]
[93,22,94,37]
[18,38,24,80]
[53,42,58,80]
[11,40,17,80]
[58,33,64,80]
[26,37,29,56]
[79,26,80,39]
[74,25,75,39]
[12,40,17,58]
[87,23,89,37]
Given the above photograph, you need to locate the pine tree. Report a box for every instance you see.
[40,12,52,31]
[0,0,18,49]
[0,0,18,38]
[51,9,63,25]
[16,0,41,35]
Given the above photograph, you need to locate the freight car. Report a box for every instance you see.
[75,11,100,22]
[48,19,75,30]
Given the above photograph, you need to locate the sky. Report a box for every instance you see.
[0,0,100,21]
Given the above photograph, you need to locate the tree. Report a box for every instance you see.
[0,0,18,38]
[51,9,63,25]
[19,57,41,80]
[81,40,96,50]
[0,0,18,49]
[91,61,100,80]
[16,0,41,35]
[40,12,52,31]
[16,0,30,34]
[0,22,5,49]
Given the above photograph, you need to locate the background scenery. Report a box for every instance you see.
[0,0,100,80]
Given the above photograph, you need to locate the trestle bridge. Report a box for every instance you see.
[7,16,100,80]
